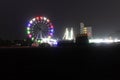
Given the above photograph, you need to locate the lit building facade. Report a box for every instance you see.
[80,22,92,39]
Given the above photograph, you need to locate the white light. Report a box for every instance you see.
[104,39,114,43]
[27,27,30,30]
[47,19,50,22]
[32,18,36,21]
[41,38,58,46]
[89,39,103,43]
[114,39,120,42]
[30,20,33,24]
[44,17,47,21]
[89,38,120,43]
[62,28,74,40]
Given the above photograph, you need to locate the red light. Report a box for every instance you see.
[36,17,39,20]
[40,17,43,19]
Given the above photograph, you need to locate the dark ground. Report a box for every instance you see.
[0,44,120,80]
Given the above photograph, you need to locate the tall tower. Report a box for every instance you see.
[63,27,74,40]
[79,22,92,39]
[63,28,69,40]
[70,27,74,40]
[80,22,85,34]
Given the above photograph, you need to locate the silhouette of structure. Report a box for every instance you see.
[75,34,89,45]
[63,27,75,40]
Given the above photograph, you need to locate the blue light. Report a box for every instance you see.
[50,29,54,32]
[28,24,31,27]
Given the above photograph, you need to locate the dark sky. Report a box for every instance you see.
[1,0,120,40]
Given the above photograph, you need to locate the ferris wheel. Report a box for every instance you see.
[26,16,54,42]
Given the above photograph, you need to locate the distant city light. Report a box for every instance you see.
[89,38,120,43]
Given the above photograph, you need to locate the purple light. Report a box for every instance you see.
[50,33,53,36]
[50,29,54,32]
[28,24,31,27]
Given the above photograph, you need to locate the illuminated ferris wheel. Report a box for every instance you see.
[26,16,54,42]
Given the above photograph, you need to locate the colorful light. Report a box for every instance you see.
[30,20,33,24]
[50,25,53,28]
[50,33,53,36]
[29,34,32,38]
[32,18,36,21]
[44,17,47,21]
[27,27,30,30]
[32,37,34,41]
[36,17,39,20]
[28,24,31,27]
[27,16,54,42]
[27,31,30,34]
[50,29,54,32]
[38,40,41,43]
[47,19,50,22]
[40,17,43,20]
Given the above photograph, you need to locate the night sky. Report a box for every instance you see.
[1,0,120,40]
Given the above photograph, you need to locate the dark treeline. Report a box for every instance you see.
[0,38,32,47]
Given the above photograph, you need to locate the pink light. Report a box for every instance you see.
[50,25,53,28]
[40,17,43,20]
[50,23,52,25]
[47,19,50,23]
[29,34,32,38]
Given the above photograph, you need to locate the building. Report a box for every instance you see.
[80,22,92,39]
[75,33,89,45]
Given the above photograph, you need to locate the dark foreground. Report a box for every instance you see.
[0,45,120,80]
